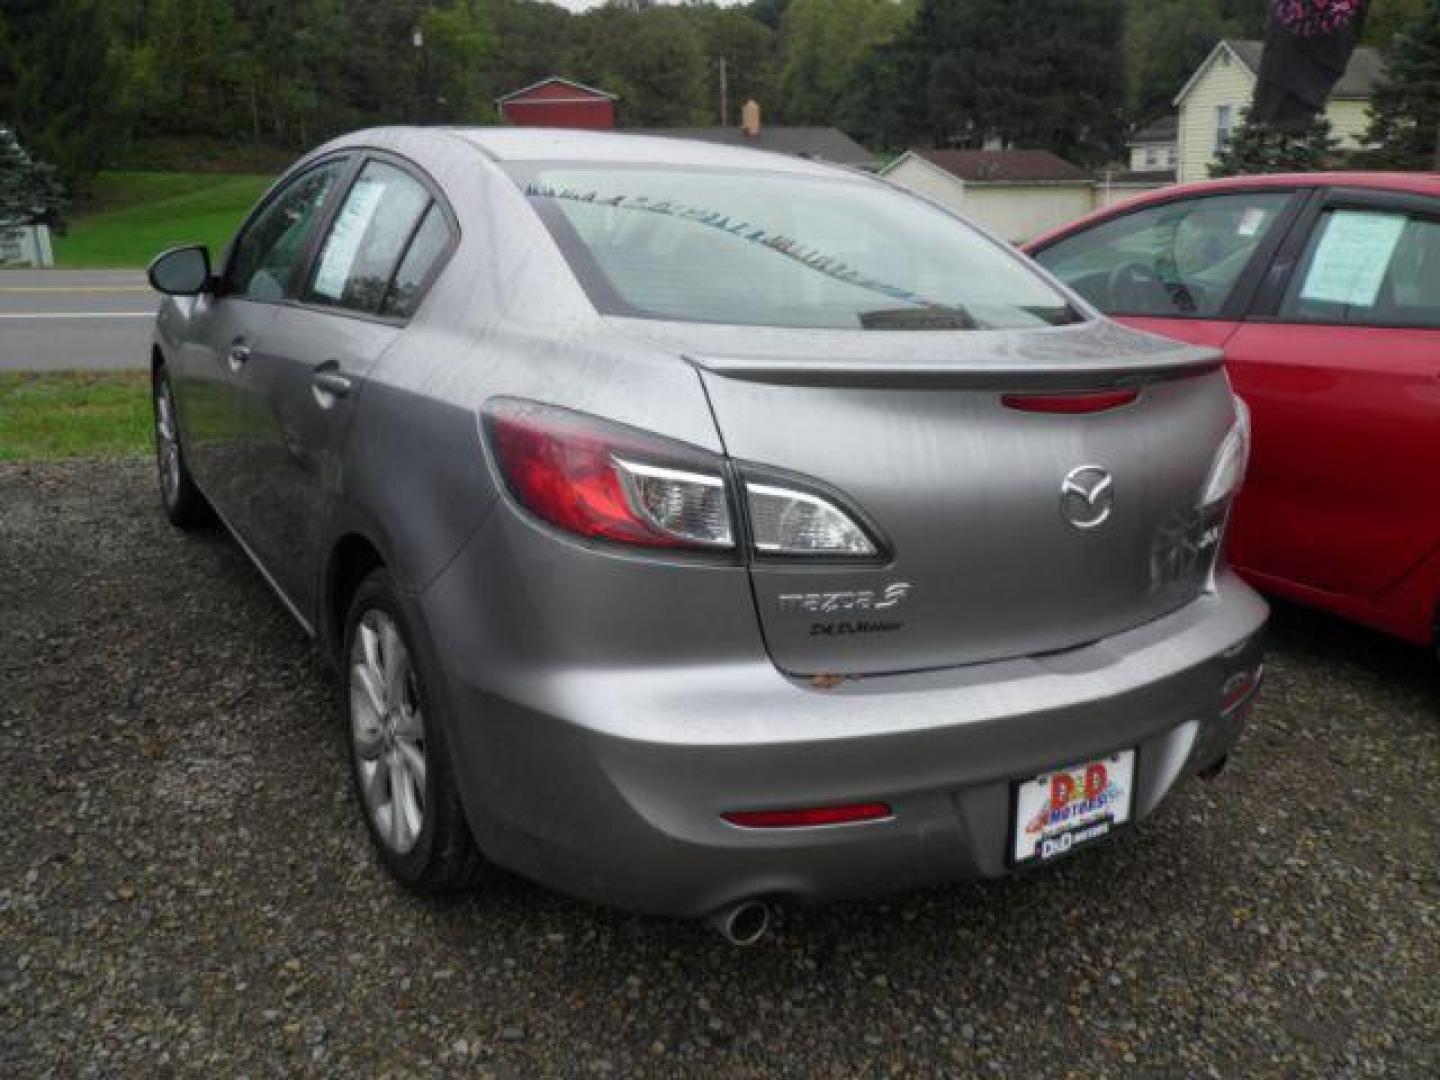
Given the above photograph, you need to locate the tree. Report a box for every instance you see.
[419,0,495,122]
[839,38,926,151]
[1124,0,1230,123]
[688,5,777,125]
[0,126,68,233]
[1209,114,1341,175]
[903,0,1127,166]
[0,0,119,189]
[745,0,793,31]
[1365,0,1428,47]
[777,0,913,125]
[1364,0,1440,169]
[480,0,580,114]
[569,4,709,126]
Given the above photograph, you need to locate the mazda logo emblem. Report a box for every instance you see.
[1060,465,1114,530]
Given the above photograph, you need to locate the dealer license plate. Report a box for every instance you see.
[1012,749,1135,865]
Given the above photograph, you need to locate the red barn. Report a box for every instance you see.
[496,77,617,130]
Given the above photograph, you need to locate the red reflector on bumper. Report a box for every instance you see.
[1001,389,1140,414]
[722,803,892,829]
[1222,664,1264,713]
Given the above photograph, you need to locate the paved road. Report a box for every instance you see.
[3,458,1437,1076]
[0,268,155,372]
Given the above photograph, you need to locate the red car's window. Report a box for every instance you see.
[1036,192,1295,318]
[1279,208,1440,329]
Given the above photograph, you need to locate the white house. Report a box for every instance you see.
[1127,115,1177,177]
[880,149,1096,244]
[1174,39,1385,183]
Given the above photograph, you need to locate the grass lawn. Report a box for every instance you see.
[0,372,152,461]
[53,171,274,269]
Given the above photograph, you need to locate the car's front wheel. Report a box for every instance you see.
[343,569,483,891]
[152,368,211,529]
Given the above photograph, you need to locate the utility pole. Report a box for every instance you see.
[719,57,729,128]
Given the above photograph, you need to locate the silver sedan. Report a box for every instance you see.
[146,128,1265,942]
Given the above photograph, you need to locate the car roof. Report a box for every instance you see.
[1025,172,1440,250]
[441,126,855,178]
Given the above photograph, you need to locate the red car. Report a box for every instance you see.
[1027,173,1440,652]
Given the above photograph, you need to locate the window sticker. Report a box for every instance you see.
[1299,210,1406,307]
[311,177,386,301]
[1237,207,1268,237]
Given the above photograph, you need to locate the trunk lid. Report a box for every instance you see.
[615,317,1236,676]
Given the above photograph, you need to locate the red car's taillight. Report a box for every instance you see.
[483,399,735,551]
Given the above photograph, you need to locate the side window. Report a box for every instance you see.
[1214,105,1234,152]
[228,159,348,301]
[305,160,434,314]
[1279,208,1440,329]
[1035,192,1294,317]
[380,203,453,319]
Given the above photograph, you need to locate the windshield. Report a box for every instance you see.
[510,164,1082,331]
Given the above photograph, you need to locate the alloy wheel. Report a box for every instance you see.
[349,609,428,854]
[154,380,182,507]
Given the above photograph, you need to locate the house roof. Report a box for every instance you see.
[1130,116,1177,144]
[625,126,874,166]
[1175,39,1385,105]
[890,148,1087,185]
[496,76,618,105]
[1110,168,1176,185]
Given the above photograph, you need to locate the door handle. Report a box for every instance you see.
[227,341,251,372]
[311,368,353,403]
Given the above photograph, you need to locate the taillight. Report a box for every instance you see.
[745,481,878,557]
[483,399,734,551]
[483,399,882,559]
[1200,396,1250,508]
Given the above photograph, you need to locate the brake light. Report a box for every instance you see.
[1001,389,1139,414]
[484,399,734,550]
[722,802,892,828]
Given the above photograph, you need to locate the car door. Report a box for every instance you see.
[1031,188,1307,353]
[232,155,458,618]
[1222,190,1440,600]
[176,156,352,528]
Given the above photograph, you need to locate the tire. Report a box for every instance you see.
[152,367,212,529]
[342,569,484,892]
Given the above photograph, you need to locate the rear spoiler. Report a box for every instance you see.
[686,349,1224,390]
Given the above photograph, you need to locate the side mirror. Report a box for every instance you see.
[147,244,213,296]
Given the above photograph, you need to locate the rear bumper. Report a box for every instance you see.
[424,570,1267,918]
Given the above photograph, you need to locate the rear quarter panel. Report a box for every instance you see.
[330,131,726,600]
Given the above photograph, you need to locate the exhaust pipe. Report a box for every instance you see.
[1198,753,1229,780]
[709,900,771,946]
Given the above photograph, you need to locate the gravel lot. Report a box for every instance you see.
[3,457,1437,1077]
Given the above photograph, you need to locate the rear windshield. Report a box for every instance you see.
[510,164,1082,331]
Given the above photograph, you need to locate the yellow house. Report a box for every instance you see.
[1173,39,1385,183]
